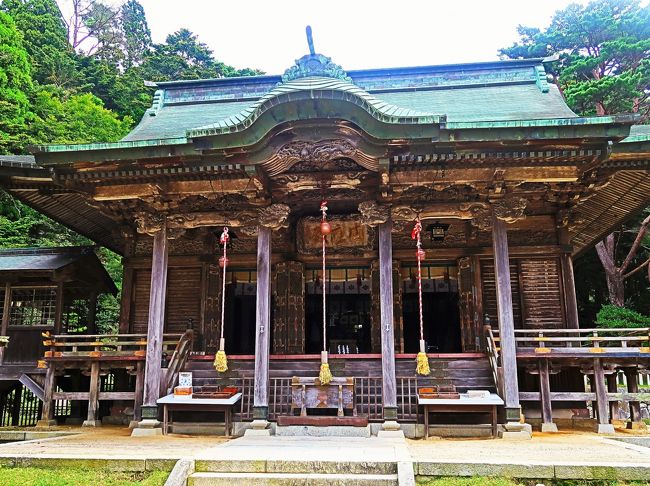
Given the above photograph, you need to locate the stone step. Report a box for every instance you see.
[188,472,398,485]
[195,459,397,475]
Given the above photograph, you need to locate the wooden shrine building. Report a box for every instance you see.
[1,45,650,435]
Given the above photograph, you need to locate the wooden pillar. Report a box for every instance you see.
[0,283,11,365]
[83,361,101,427]
[119,266,134,334]
[87,292,98,335]
[378,221,398,426]
[538,359,557,432]
[54,281,64,334]
[139,224,168,427]
[132,361,145,425]
[607,372,621,422]
[624,368,643,428]
[560,254,579,329]
[491,216,521,422]
[252,226,271,425]
[38,363,56,426]
[593,359,614,434]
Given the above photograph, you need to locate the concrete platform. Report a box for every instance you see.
[0,425,648,482]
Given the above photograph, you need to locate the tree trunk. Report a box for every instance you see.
[604,269,625,307]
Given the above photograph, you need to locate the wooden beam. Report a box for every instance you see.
[253,226,271,421]
[133,361,145,422]
[87,292,98,335]
[141,224,169,418]
[379,221,398,421]
[84,361,100,426]
[491,215,521,420]
[538,359,557,431]
[624,368,642,426]
[0,283,11,365]
[118,266,134,334]
[560,254,579,329]
[38,364,56,426]
[593,358,613,433]
[54,281,64,334]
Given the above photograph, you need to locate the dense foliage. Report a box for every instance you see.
[500,0,650,119]
[0,0,262,332]
[501,0,650,322]
[595,304,650,328]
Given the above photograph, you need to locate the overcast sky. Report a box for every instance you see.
[130,0,598,74]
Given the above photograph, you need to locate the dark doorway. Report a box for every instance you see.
[223,270,256,355]
[402,264,462,353]
[304,267,371,354]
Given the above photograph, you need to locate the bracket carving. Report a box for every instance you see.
[492,196,528,224]
[358,201,390,227]
[134,210,165,236]
[258,203,291,230]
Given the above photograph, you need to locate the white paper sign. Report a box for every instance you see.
[178,372,193,387]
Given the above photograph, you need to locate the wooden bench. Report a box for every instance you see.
[418,392,504,438]
[157,393,242,436]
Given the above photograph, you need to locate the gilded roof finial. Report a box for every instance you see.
[306,25,315,56]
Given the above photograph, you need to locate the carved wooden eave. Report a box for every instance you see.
[135,203,291,236]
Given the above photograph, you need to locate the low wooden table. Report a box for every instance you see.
[157,393,242,436]
[418,393,504,438]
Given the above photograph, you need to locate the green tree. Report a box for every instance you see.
[0,10,33,154]
[120,0,150,69]
[140,28,263,81]
[500,0,650,119]
[29,86,132,144]
[1,0,77,88]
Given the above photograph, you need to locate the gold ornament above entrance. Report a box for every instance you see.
[298,216,374,255]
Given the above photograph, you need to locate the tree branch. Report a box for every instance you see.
[620,214,650,273]
[623,257,650,279]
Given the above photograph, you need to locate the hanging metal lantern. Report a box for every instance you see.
[426,221,450,242]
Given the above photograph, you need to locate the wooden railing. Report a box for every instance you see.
[41,333,185,360]
[162,330,194,396]
[488,327,650,354]
[232,375,420,422]
[484,325,503,396]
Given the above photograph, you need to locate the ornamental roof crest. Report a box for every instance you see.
[281,26,352,83]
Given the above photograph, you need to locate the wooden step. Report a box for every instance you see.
[276,416,369,427]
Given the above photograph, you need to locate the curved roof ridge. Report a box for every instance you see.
[187,76,443,138]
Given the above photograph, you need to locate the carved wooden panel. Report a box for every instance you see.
[297,216,374,255]
[272,261,305,354]
[203,264,223,354]
[370,260,403,353]
[457,257,476,352]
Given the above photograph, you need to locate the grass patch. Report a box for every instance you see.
[0,466,168,486]
[416,479,650,486]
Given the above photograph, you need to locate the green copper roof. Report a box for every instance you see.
[121,59,577,143]
[186,76,441,139]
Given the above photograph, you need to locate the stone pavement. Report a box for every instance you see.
[0,426,649,481]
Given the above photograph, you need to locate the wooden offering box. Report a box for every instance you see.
[192,386,238,399]
[418,385,460,399]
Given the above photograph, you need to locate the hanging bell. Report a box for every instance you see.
[321,220,331,235]
[416,248,426,260]
[219,256,229,268]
